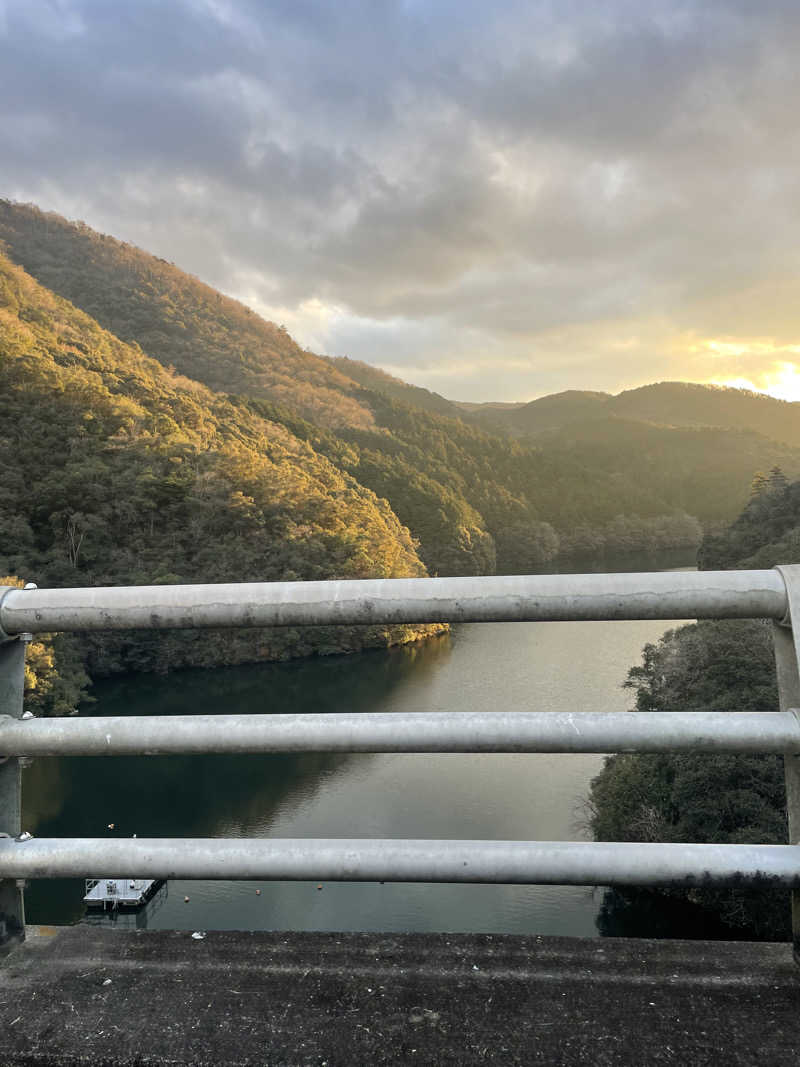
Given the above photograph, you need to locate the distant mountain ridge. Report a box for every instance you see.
[462,382,800,448]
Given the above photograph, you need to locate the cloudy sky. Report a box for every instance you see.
[3,0,800,402]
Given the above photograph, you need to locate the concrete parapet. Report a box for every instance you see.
[0,927,798,1064]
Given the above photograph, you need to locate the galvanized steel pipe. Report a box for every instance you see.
[2,838,799,887]
[1,710,799,756]
[0,569,788,634]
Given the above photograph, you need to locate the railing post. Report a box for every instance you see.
[773,565,800,964]
[0,586,28,946]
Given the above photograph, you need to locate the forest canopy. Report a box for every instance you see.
[0,251,442,705]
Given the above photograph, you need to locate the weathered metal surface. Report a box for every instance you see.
[1,837,799,887]
[0,587,17,643]
[2,709,800,756]
[0,638,26,943]
[0,569,787,634]
[773,565,800,962]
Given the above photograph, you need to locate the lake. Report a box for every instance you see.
[22,550,696,935]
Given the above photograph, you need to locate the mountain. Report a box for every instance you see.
[326,356,460,417]
[0,202,659,573]
[3,199,799,578]
[539,416,800,522]
[0,201,375,431]
[611,382,800,446]
[464,380,800,449]
[0,248,441,693]
[465,390,611,435]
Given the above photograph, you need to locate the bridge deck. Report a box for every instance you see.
[0,927,798,1065]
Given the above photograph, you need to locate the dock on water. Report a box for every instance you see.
[83,878,163,909]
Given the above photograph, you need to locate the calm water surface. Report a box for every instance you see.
[23,552,695,935]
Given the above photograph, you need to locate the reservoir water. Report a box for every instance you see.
[23,551,696,935]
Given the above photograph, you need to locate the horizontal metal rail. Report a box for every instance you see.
[1,568,798,940]
[0,569,789,635]
[2,710,800,756]
[2,838,799,887]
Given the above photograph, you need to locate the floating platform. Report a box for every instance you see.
[83,878,164,909]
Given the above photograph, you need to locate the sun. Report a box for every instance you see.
[711,361,800,403]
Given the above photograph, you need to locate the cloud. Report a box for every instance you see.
[3,0,800,399]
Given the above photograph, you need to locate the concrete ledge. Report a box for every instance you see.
[0,927,798,1064]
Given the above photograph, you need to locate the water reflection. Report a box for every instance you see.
[24,636,454,925]
[595,887,765,941]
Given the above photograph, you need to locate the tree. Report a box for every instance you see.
[768,466,789,493]
[750,471,768,497]
[589,620,788,939]
[0,577,91,715]
[591,474,800,939]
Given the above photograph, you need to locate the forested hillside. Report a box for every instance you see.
[0,203,375,431]
[612,382,800,446]
[467,381,800,448]
[0,251,441,707]
[4,201,795,576]
[326,356,459,417]
[590,474,800,940]
[463,390,609,435]
[536,417,800,523]
[699,467,800,569]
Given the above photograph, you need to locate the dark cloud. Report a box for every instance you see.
[3,0,800,398]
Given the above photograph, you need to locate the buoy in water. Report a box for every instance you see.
[184,896,190,903]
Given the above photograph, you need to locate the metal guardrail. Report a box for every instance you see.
[0,569,789,632]
[0,567,799,956]
[2,839,799,887]
[0,710,799,755]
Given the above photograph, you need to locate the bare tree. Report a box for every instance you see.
[65,514,85,569]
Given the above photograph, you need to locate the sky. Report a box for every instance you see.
[3,0,800,403]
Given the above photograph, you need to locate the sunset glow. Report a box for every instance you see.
[710,362,800,403]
